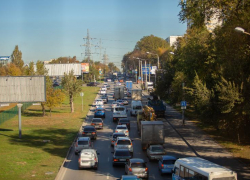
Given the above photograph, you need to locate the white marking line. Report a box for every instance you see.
[107,173,110,179]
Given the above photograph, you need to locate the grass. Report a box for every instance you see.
[0,86,98,180]
[171,103,250,166]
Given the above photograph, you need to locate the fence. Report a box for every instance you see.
[0,103,32,125]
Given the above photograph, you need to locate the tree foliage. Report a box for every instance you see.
[11,45,24,70]
[46,88,65,116]
[61,70,82,113]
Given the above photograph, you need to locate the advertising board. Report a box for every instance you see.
[45,63,81,76]
[81,63,89,74]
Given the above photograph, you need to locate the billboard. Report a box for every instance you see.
[0,76,46,103]
[81,63,89,74]
[44,63,81,76]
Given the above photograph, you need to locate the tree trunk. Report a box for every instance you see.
[41,103,46,116]
[70,95,74,113]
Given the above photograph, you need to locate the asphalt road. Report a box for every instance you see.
[56,82,174,180]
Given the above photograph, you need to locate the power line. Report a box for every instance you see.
[80,29,97,62]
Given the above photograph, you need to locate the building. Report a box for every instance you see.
[204,8,223,33]
[166,36,183,48]
[0,56,10,66]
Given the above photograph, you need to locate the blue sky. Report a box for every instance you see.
[0,0,187,68]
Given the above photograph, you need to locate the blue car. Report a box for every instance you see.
[158,155,177,175]
[94,107,105,118]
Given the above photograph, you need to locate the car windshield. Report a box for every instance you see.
[162,160,176,165]
[117,140,131,145]
[131,162,146,168]
[151,146,164,152]
[115,150,130,156]
[97,109,104,112]
[78,141,89,145]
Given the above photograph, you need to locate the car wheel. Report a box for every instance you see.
[78,166,82,170]
[75,152,78,155]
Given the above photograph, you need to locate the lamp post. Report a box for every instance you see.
[234,27,250,36]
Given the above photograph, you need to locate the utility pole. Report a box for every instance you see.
[81,29,97,62]
[102,50,109,77]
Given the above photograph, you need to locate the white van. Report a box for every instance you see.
[131,100,142,116]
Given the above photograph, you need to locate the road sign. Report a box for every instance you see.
[80,92,84,96]
[181,101,187,107]
[138,76,141,80]
[135,69,137,74]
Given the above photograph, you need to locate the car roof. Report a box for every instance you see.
[115,149,130,152]
[116,124,127,128]
[92,118,102,121]
[80,148,97,154]
[129,158,145,163]
[117,137,130,140]
[84,125,96,129]
[96,107,104,110]
[78,137,90,141]
[162,155,177,160]
[113,132,126,135]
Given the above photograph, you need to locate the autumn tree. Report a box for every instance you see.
[46,88,65,116]
[61,70,82,113]
[11,45,24,70]
[24,62,35,75]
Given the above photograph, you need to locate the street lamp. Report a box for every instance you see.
[234,27,250,36]
[146,52,159,69]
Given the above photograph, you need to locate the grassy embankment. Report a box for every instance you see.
[0,86,99,180]
[172,103,250,166]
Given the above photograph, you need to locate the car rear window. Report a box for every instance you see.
[97,109,103,112]
[152,147,164,152]
[119,120,129,123]
[84,127,95,131]
[117,126,127,129]
[162,160,176,165]
[115,107,125,111]
[115,150,130,156]
[131,162,146,168]
[113,134,126,139]
[117,140,131,145]
[92,119,102,122]
[78,140,89,145]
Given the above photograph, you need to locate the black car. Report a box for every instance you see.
[87,82,97,86]
[118,118,130,130]
[112,149,132,166]
[82,125,97,140]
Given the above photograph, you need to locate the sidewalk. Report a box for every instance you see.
[141,89,250,180]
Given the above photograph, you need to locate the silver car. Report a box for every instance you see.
[74,137,92,155]
[114,137,133,155]
[78,149,99,170]
[146,145,166,161]
[125,158,148,179]
[115,125,129,136]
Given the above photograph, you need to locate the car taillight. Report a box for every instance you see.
[129,168,132,172]
[145,167,148,172]
[82,132,85,134]
[78,158,81,163]
[130,143,132,146]
[111,140,114,143]
[94,158,97,162]
[92,132,96,134]
[161,164,164,169]
[115,143,117,146]
[126,130,128,133]
[115,131,118,133]
[91,123,95,126]
[99,123,102,125]
[113,159,118,162]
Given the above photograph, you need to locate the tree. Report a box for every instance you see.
[11,45,24,70]
[24,62,35,75]
[61,70,82,113]
[46,88,65,116]
[6,63,22,76]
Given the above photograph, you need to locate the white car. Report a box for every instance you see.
[112,102,119,109]
[78,149,99,170]
[95,99,104,108]
[114,137,133,154]
[100,89,106,95]
[115,125,129,136]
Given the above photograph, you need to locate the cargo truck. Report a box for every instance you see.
[140,121,164,150]
[125,81,133,91]
[131,89,142,101]
[147,95,166,118]
[114,86,124,100]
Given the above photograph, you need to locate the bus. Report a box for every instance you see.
[172,157,237,180]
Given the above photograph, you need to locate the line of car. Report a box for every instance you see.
[74,80,177,180]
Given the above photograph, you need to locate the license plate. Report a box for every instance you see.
[119,159,126,161]
[87,133,91,135]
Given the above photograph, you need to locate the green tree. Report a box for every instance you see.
[11,45,24,70]
[61,70,82,113]
[46,88,65,116]
[6,63,22,76]
[24,62,35,75]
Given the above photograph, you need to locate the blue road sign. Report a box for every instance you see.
[181,101,187,107]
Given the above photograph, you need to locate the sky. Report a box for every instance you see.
[0,0,187,69]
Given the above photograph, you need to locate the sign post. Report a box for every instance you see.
[17,103,23,138]
[80,92,84,112]
[181,100,186,125]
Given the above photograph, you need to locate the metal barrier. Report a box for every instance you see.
[0,103,32,125]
